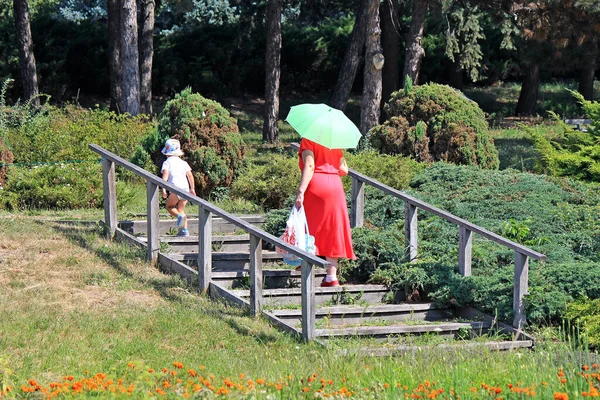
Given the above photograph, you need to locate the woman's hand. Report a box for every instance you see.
[294,191,304,209]
[162,189,167,199]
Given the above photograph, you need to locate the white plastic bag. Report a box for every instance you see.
[275,206,316,266]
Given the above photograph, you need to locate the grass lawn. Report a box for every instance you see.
[1,215,599,398]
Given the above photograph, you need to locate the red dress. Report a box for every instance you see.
[298,139,356,260]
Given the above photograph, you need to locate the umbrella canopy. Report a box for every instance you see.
[285,103,362,149]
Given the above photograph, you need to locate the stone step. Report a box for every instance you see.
[118,215,265,236]
[231,284,402,307]
[212,269,327,288]
[316,321,491,338]
[270,302,452,326]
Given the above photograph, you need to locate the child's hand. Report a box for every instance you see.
[162,189,167,199]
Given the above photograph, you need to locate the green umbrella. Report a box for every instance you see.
[285,103,362,149]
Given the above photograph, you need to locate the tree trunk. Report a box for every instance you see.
[108,0,122,112]
[578,38,597,101]
[120,0,140,116]
[331,0,368,111]
[449,59,464,90]
[139,0,155,115]
[360,0,384,137]
[402,0,428,86]
[262,0,282,143]
[13,0,39,105]
[515,62,540,116]
[381,0,400,112]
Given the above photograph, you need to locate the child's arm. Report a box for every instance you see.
[186,171,196,195]
[161,169,169,199]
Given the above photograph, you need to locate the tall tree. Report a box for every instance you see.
[380,0,400,108]
[331,0,367,111]
[120,0,140,115]
[107,0,122,112]
[262,0,282,143]
[578,37,597,100]
[139,0,155,115]
[515,61,540,115]
[13,0,39,105]
[402,0,428,85]
[360,0,384,136]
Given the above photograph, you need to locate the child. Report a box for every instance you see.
[160,138,195,237]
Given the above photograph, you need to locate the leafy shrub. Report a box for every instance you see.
[565,298,600,349]
[3,104,151,163]
[0,137,13,186]
[526,91,600,182]
[370,83,499,169]
[342,151,424,192]
[231,154,299,210]
[132,88,245,198]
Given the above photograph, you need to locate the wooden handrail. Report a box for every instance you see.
[91,143,324,342]
[90,144,330,269]
[291,142,547,330]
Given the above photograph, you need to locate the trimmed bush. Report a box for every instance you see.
[132,88,245,198]
[231,154,299,210]
[370,83,499,169]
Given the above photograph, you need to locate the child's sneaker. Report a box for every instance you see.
[176,214,187,230]
[177,228,189,237]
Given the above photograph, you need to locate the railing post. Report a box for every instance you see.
[513,251,529,330]
[249,234,263,317]
[350,177,365,228]
[404,202,418,262]
[102,158,118,238]
[301,259,315,342]
[198,207,212,294]
[458,227,472,276]
[146,181,160,263]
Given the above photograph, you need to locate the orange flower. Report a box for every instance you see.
[583,365,590,371]
[256,379,265,385]
[558,371,565,378]
[384,383,390,389]
[302,387,310,392]
[148,369,154,373]
[127,362,135,369]
[162,381,171,389]
[554,392,569,400]
[239,373,245,379]
[173,362,184,369]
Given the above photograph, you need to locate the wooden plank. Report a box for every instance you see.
[301,260,316,342]
[262,310,302,339]
[455,306,536,343]
[114,227,148,250]
[350,177,365,228]
[146,181,160,263]
[209,282,250,310]
[157,253,197,284]
[233,284,390,297]
[198,207,212,294]
[316,321,490,337]
[404,203,418,262]
[289,142,546,261]
[249,234,263,317]
[458,227,472,276]
[102,158,118,239]
[211,269,327,279]
[513,251,529,330]
[272,302,445,317]
[89,144,331,269]
[354,340,533,356]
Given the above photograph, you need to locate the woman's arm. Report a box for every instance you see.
[294,150,315,209]
[339,156,348,177]
[185,170,196,195]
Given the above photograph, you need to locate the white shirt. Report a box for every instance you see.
[161,156,192,191]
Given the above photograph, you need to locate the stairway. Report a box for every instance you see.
[120,215,535,353]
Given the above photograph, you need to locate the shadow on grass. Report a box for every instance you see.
[47,220,284,344]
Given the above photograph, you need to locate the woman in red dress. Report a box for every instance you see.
[294,138,356,287]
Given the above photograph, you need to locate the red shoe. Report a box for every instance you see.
[295,265,302,271]
[320,279,340,287]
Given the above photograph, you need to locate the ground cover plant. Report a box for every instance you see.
[1,215,599,399]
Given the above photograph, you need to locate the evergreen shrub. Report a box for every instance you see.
[370,83,499,169]
[0,137,13,186]
[231,154,299,210]
[341,163,600,324]
[527,91,600,181]
[565,298,600,349]
[132,88,245,198]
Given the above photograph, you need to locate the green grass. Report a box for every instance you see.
[1,215,599,398]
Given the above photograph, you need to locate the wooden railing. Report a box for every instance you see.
[291,142,547,330]
[89,144,330,341]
